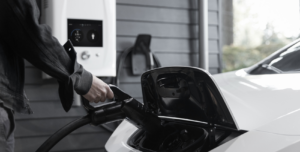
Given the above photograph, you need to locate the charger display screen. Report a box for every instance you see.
[68,19,103,47]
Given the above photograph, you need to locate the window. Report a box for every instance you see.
[249,40,300,74]
[266,42,300,72]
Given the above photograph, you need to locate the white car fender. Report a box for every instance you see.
[105,119,140,152]
[210,130,300,152]
[211,109,300,152]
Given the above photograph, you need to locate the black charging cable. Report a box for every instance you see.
[36,85,162,152]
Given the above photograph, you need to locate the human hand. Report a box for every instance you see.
[83,76,114,103]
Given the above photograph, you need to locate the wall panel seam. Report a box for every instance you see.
[118,19,218,26]
[117,35,220,40]
[117,3,219,11]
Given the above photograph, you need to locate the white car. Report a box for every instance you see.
[105,38,300,152]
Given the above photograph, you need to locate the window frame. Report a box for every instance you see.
[246,39,300,75]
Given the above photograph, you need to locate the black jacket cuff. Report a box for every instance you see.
[58,40,93,112]
[72,67,93,95]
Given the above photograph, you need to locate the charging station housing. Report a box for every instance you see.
[41,0,116,78]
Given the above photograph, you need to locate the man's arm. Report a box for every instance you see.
[0,0,113,110]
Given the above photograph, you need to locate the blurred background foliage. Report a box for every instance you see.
[223,31,290,72]
[222,0,299,72]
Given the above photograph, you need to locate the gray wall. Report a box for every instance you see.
[15,0,223,151]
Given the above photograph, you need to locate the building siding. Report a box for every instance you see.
[15,0,223,151]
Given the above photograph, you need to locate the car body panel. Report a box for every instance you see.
[213,69,300,130]
[257,109,300,135]
[211,109,300,152]
[105,119,140,152]
[210,130,300,152]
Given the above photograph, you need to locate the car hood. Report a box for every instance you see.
[140,66,239,130]
[213,69,300,131]
[210,130,300,152]
[211,109,300,152]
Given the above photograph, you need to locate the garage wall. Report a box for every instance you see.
[15,0,222,151]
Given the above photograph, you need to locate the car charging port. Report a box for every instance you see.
[128,122,209,152]
[127,120,248,152]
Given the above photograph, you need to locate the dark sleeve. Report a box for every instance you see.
[0,0,93,111]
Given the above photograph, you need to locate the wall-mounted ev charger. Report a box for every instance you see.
[41,0,116,105]
[41,0,116,77]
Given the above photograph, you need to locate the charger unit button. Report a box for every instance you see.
[81,51,90,60]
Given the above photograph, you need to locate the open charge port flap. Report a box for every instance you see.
[132,67,247,151]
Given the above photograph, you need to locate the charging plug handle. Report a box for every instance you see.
[92,97,162,134]
[91,102,125,126]
[121,98,162,134]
